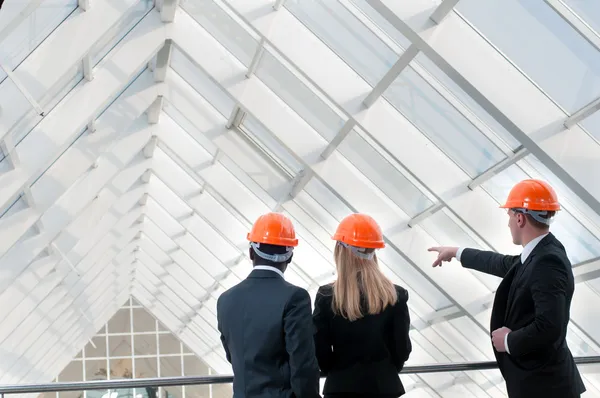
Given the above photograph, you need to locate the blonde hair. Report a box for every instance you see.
[332,243,397,321]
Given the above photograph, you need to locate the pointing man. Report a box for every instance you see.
[429,179,585,398]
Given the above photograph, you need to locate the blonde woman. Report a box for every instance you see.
[313,213,412,398]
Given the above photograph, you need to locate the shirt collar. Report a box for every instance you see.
[253,265,284,278]
[521,233,548,263]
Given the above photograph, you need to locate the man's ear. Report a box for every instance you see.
[286,253,294,265]
[249,247,254,261]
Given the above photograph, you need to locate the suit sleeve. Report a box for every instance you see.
[313,287,333,374]
[460,248,520,278]
[391,288,412,371]
[507,254,569,357]
[284,288,321,398]
[216,297,231,363]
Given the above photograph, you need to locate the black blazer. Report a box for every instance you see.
[312,284,412,397]
[217,269,321,398]
[461,233,585,398]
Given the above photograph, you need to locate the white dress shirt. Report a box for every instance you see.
[456,233,548,355]
[253,265,285,278]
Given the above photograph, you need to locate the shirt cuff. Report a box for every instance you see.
[456,247,464,262]
[504,332,511,355]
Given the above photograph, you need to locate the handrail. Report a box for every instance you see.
[0,356,598,394]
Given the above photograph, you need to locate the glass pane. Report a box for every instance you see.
[110,335,132,357]
[85,359,108,381]
[0,154,12,177]
[133,307,157,332]
[384,64,507,177]
[36,62,83,112]
[58,360,83,382]
[456,0,600,112]
[180,0,258,66]
[420,209,501,292]
[135,356,158,378]
[348,0,412,49]
[240,113,304,175]
[159,333,182,355]
[285,0,399,85]
[56,391,85,398]
[412,53,522,150]
[134,333,158,356]
[110,358,134,379]
[420,210,485,250]
[0,0,77,74]
[481,165,600,264]
[162,386,182,398]
[212,384,233,398]
[85,336,108,358]
[254,49,345,141]
[107,309,131,334]
[520,154,600,229]
[90,0,153,66]
[0,75,35,137]
[183,355,209,376]
[582,109,600,142]
[0,194,25,219]
[159,356,182,377]
[337,130,433,217]
[185,385,210,398]
[170,48,236,117]
[5,62,83,159]
[562,0,600,33]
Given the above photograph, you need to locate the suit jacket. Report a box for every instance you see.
[217,268,321,398]
[461,233,585,398]
[312,284,412,397]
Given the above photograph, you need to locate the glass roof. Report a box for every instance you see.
[0,0,599,396]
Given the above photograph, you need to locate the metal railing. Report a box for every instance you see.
[0,356,598,395]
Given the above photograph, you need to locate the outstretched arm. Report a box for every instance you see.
[428,246,518,278]
[460,248,520,278]
[507,255,569,356]
[284,289,321,398]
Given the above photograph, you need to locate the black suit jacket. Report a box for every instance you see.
[217,269,321,398]
[312,284,412,397]
[461,233,585,398]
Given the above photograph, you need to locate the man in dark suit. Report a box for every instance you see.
[217,212,321,398]
[428,179,585,398]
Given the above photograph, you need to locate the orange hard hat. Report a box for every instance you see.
[332,213,385,249]
[247,212,298,247]
[499,179,560,211]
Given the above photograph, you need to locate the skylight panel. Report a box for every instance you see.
[456,0,600,112]
[254,49,346,142]
[285,0,399,85]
